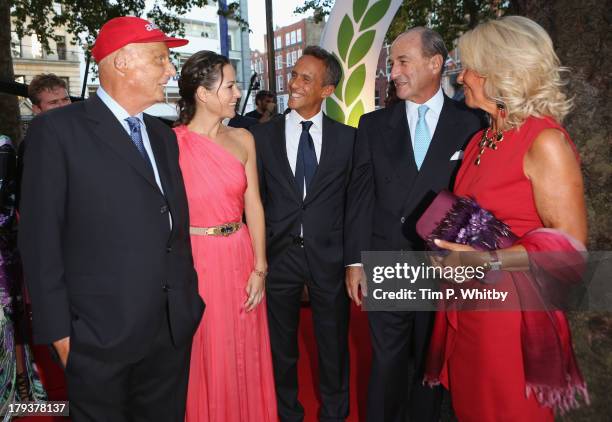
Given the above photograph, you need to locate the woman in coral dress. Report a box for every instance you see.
[174,51,277,422]
[425,17,589,421]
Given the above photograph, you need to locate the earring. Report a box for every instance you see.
[497,102,507,119]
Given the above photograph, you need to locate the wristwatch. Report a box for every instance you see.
[483,251,503,271]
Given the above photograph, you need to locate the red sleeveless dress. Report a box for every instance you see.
[433,116,576,421]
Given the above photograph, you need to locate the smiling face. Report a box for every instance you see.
[389,32,441,103]
[287,55,334,119]
[123,42,176,109]
[198,63,241,119]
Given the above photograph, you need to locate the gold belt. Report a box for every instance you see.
[190,222,242,237]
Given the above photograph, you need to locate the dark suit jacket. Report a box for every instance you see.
[345,96,484,263]
[18,95,204,363]
[251,113,356,282]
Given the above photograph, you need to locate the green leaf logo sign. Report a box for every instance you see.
[321,0,401,127]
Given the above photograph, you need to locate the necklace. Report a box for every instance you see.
[474,127,504,166]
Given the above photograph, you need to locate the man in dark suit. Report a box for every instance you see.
[345,28,484,421]
[251,46,355,422]
[18,17,204,421]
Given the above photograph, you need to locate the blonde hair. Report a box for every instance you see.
[458,15,572,128]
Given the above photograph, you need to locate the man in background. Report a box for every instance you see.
[246,89,276,121]
[27,73,71,114]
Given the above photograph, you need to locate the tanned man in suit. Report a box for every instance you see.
[251,46,355,422]
[18,17,204,421]
[345,28,484,422]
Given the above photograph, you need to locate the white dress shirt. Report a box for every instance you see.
[405,86,444,148]
[285,109,323,181]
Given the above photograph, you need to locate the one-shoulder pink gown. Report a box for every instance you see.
[175,126,278,422]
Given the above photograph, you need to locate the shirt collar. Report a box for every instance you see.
[96,86,144,125]
[405,86,444,117]
[286,108,323,131]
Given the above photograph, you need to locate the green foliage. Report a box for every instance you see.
[352,0,369,21]
[10,0,248,55]
[359,0,391,31]
[347,30,374,67]
[344,63,365,106]
[325,96,346,123]
[295,0,511,48]
[347,99,364,127]
[337,15,354,62]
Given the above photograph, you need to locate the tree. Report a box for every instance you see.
[1,0,247,141]
[0,0,22,142]
[295,0,509,48]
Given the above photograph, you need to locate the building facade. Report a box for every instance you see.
[251,17,324,113]
[11,4,82,118]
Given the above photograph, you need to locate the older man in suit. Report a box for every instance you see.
[18,17,204,421]
[345,28,484,421]
[251,46,355,422]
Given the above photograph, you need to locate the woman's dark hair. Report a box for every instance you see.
[176,50,230,126]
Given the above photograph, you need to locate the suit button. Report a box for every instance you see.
[160,205,169,214]
[400,217,406,223]
[166,246,172,253]
[162,284,171,292]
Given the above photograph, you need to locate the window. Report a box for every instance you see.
[292,51,297,65]
[31,34,43,59]
[286,51,292,67]
[277,75,283,92]
[11,32,21,58]
[183,20,218,39]
[297,49,302,58]
[275,54,282,70]
[287,72,292,86]
[285,33,290,45]
[277,96,285,113]
[56,36,67,60]
[290,31,296,45]
[275,36,281,49]
[297,29,302,43]
[227,33,234,50]
[177,53,192,72]
[52,2,62,15]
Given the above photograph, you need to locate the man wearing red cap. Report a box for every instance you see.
[19,16,204,421]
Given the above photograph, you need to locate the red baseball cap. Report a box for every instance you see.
[92,16,189,62]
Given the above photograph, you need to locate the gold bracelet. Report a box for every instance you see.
[253,268,268,278]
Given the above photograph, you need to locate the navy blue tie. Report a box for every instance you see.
[295,121,317,197]
[125,117,154,173]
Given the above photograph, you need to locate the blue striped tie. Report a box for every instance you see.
[413,105,431,170]
[125,117,154,173]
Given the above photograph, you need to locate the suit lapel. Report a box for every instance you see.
[384,101,419,187]
[84,95,162,195]
[269,117,302,202]
[402,95,462,214]
[304,114,338,203]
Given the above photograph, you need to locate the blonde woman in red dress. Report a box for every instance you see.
[425,16,589,421]
[174,51,277,422]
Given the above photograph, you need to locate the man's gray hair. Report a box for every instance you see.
[401,27,448,73]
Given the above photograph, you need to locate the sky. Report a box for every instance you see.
[247,0,315,51]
